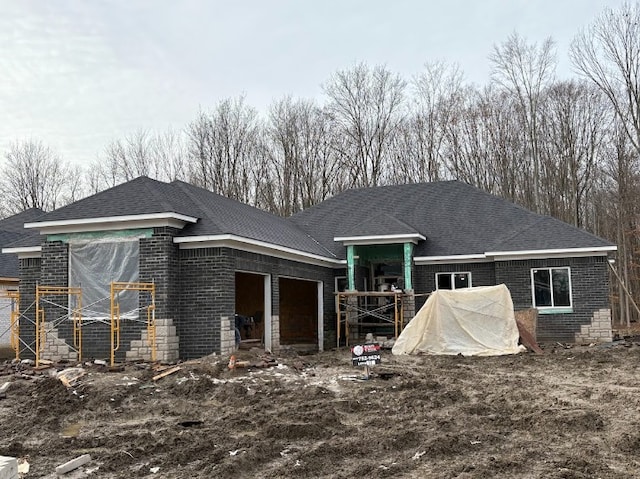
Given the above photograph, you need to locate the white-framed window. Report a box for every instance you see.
[436,272,472,290]
[531,267,572,312]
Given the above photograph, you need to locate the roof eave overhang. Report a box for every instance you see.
[175,234,343,268]
[485,245,617,261]
[24,212,198,235]
[414,254,490,265]
[333,233,426,246]
[1,246,42,259]
[0,276,19,283]
[415,246,617,265]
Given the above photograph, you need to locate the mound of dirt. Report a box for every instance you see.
[2,344,640,478]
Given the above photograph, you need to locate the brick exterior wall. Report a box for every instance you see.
[412,256,610,343]
[414,262,496,310]
[18,229,611,358]
[495,256,611,343]
[177,248,336,359]
[18,229,185,363]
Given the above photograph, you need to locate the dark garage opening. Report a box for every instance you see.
[235,272,265,344]
[279,277,318,346]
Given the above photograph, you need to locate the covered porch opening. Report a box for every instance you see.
[235,272,267,347]
[279,277,318,347]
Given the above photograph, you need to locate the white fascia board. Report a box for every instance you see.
[414,254,489,265]
[333,233,426,246]
[1,245,42,258]
[175,234,342,268]
[486,245,617,261]
[415,246,617,265]
[24,212,198,234]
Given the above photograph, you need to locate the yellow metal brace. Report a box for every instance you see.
[110,281,156,367]
[1,291,20,361]
[35,286,82,366]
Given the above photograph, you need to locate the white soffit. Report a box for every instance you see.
[333,233,426,246]
[485,246,617,261]
[1,245,42,258]
[415,246,617,264]
[24,212,198,234]
[414,254,489,265]
[175,234,343,268]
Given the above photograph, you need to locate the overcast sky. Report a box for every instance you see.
[0,0,625,167]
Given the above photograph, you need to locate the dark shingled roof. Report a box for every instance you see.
[38,176,199,222]
[19,178,614,265]
[335,213,421,238]
[0,208,45,279]
[173,181,335,258]
[27,177,335,259]
[290,181,614,259]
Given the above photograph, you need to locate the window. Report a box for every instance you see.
[531,267,572,311]
[436,272,471,290]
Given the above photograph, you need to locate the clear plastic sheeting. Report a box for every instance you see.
[68,238,140,320]
[392,284,525,356]
[0,285,11,345]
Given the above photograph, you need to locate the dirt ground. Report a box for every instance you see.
[2,340,640,479]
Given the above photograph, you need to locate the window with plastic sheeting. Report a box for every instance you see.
[68,238,140,320]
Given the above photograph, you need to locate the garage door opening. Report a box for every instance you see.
[235,272,267,347]
[279,277,318,346]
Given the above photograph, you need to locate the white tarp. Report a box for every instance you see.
[392,284,524,356]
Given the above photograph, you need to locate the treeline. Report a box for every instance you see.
[2,3,640,325]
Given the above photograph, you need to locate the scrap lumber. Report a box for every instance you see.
[55,454,91,475]
[516,319,544,354]
[152,366,181,381]
[57,368,87,388]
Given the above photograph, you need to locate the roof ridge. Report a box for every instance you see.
[139,177,178,212]
[172,181,219,226]
[488,217,546,251]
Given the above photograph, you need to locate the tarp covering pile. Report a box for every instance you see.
[392,284,524,356]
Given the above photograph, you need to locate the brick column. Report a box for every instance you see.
[40,241,76,361]
[18,257,41,359]
[137,227,181,361]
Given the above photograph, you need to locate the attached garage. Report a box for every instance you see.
[235,272,267,345]
[278,277,319,346]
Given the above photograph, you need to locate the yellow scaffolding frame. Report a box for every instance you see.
[35,285,82,366]
[110,281,156,367]
[335,291,406,348]
[0,290,20,361]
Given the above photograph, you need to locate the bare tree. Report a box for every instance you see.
[186,96,260,203]
[490,33,556,212]
[260,97,340,215]
[89,128,189,192]
[402,61,463,183]
[444,85,527,201]
[570,2,640,157]
[324,63,406,187]
[0,139,75,213]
